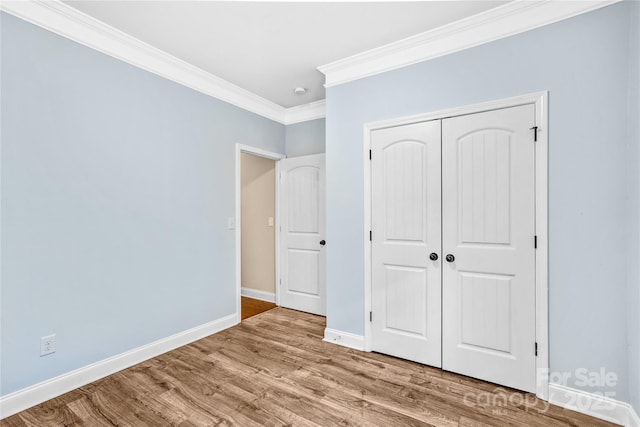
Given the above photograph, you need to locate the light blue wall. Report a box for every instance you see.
[0,13,284,396]
[285,118,325,157]
[628,0,640,414]
[326,2,636,402]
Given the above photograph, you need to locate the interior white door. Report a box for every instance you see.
[441,104,536,392]
[371,121,442,366]
[279,154,326,316]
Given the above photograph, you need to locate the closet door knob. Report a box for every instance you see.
[319,240,326,246]
[429,253,438,261]
[445,254,455,263]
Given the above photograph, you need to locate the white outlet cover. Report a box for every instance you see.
[268,217,274,227]
[227,217,235,230]
[40,334,56,356]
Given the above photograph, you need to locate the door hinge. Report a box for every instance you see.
[370,311,372,322]
[535,342,538,356]
[369,150,372,160]
[534,235,538,249]
[530,126,538,142]
[370,230,372,241]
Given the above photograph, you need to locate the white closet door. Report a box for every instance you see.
[371,121,442,367]
[279,154,326,316]
[442,104,537,392]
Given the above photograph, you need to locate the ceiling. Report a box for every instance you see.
[64,1,508,108]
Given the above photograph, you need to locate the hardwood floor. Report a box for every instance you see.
[2,308,618,427]
[241,296,276,320]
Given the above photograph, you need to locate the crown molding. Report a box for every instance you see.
[283,100,326,125]
[0,0,324,125]
[318,0,620,87]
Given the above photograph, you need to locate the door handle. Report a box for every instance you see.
[319,240,326,246]
[445,254,455,263]
[429,253,438,261]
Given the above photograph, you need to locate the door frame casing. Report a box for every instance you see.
[362,91,549,400]
[235,144,286,322]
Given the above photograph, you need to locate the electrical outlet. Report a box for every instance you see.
[268,217,274,227]
[227,217,235,230]
[40,334,56,356]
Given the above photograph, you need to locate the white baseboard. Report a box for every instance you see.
[241,287,276,303]
[549,383,640,427]
[323,328,365,351]
[0,313,239,419]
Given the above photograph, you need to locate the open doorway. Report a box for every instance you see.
[235,144,285,321]
[240,152,276,319]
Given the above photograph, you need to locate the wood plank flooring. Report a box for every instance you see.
[1,308,618,426]
[241,296,276,320]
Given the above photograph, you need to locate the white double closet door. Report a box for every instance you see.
[371,104,537,393]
